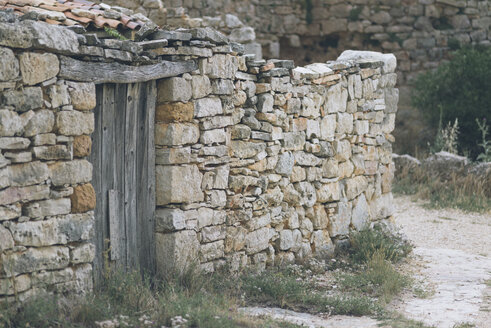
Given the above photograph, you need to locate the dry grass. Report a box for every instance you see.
[393,165,491,213]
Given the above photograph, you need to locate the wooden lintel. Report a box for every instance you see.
[59,56,197,84]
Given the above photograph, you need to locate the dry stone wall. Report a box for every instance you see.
[0,19,97,301]
[154,0,491,85]
[0,5,398,301]
[154,47,398,273]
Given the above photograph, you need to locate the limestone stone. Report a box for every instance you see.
[66,82,96,110]
[70,184,96,213]
[257,93,274,113]
[338,160,354,178]
[155,208,186,232]
[8,161,49,187]
[203,54,238,79]
[49,160,92,186]
[155,123,199,146]
[0,109,23,136]
[156,230,199,274]
[351,194,369,231]
[317,182,340,202]
[19,52,59,85]
[0,47,19,81]
[156,147,192,165]
[1,246,70,277]
[200,240,224,262]
[311,204,328,229]
[200,128,226,144]
[283,132,306,151]
[320,115,336,140]
[369,193,394,220]
[157,77,192,103]
[26,20,79,54]
[345,176,368,200]
[2,87,43,112]
[225,226,247,253]
[56,111,94,136]
[0,137,30,150]
[338,50,397,74]
[33,145,71,161]
[191,75,212,99]
[326,84,348,113]
[278,230,294,250]
[0,204,21,221]
[23,198,71,218]
[230,140,266,159]
[0,225,14,252]
[329,202,352,237]
[229,27,255,43]
[0,274,31,295]
[33,133,56,146]
[71,243,95,264]
[295,181,317,207]
[334,139,351,161]
[336,112,353,134]
[275,152,294,176]
[306,119,320,139]
[0,185,49,205]
[311,230,334,257]
[294,151,322,167]
[156,102,194,123]
[201,225,226,243]
[322,158,338,178]
[156,165,203,205]
[211,79,235,95]
[194,97,223,117]
[9,213,93,246]
[73,135,92,157]
[24,110,55,137]
[245,227,270,254]
[231,124,251,139]
[47,84,70,108]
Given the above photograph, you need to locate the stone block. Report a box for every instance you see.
[155,208,186,232]
[0,22,33,49]
[0,274,30,295]
[0,185,49,205]
[0,47,19,81]
[0,204,21,221]
[311,230,334,257]
[320,115,336,140]
[200,128,226,144]
[351,194,369,231]
[245,227,271,254]
[24,109,55,137]
[70,243,95,264]
[156,165,203,205]
[295,181,317,207]
[155,122,199,146]
[326,84,348,113]
[1,246,70,277]
[0,225,14,252]
[345,176,368,200]
[317,182,340,202]
[230,140,266,159]
[26,20,79,54]
[70,184,96,213]
[73,135,92,157]
[200,240,224,262]
[211,79,234,95]
[200,225,226,243]
[156,102,194,123]
[33,145,71,160]
[66,82,96,111]
[0,109,23,137]
[194,97,223,118]
[23,198,71,218]
[49,160,92,186]
[157,77,192,103]
[47,84,70,108]
[204,54,238,79]
[191,75,212,99]
[2,87,43,112]
[336,113,353,134]
[334,139,351,162]
[277,230,294,250]
[225,226,248,252]
[9,212,93,246]
[155,147,192,165]
[329,202,352,237]
[311,204,328,229]
[56,111,94,136]
[283,132,306,151]
[155,230,199,275]
[19,52,59,85]
[275,151,294,176]
[8,161,49,187]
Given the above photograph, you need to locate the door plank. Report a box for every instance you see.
[124,83,139,270]
[108,189,123,261]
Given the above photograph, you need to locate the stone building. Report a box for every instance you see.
[0,0,397,302]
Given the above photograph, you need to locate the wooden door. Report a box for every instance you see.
[89,81,156,285]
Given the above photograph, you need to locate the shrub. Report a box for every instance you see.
[411,46,491,159]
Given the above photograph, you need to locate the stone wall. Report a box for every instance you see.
[0,20,97,301]
[154,48,398,273]
[101,0,491,85]
[0,5,398,301]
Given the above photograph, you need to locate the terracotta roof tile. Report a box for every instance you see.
[0,0,148,32]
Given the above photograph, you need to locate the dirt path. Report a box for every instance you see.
[392,196,491,328]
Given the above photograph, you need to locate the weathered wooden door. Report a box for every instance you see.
[89,81,156,284]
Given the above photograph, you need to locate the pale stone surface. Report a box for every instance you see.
[56,111,94,136]
[0,110,23,137]
[1,246,70,277]
[156,165,203,205]
[0,185,49,205]
[19,52,59,85]
[49,160,92,186]
[8,161,49,187]
[155,208,186,232]
[194,97,223,117]
[0,225,14,252]
[157,77,192,103]
[23,198,71,218]
[245,227,270,254]
[71,243,95,264]
[275,152,294,176]
[338,50,397,74]
[351,194,369,231]
[2,87,43,112]
[66,82,96,110]
[156,230,199,274]
[191,75,212,99]
[316,182,340,202]
[155,123,199,146]
[24,110,55,137]
[0,47,19,81]
[345,176,368,200]
[9,213,93,246]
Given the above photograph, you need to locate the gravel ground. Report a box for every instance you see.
[392,196,491,328]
